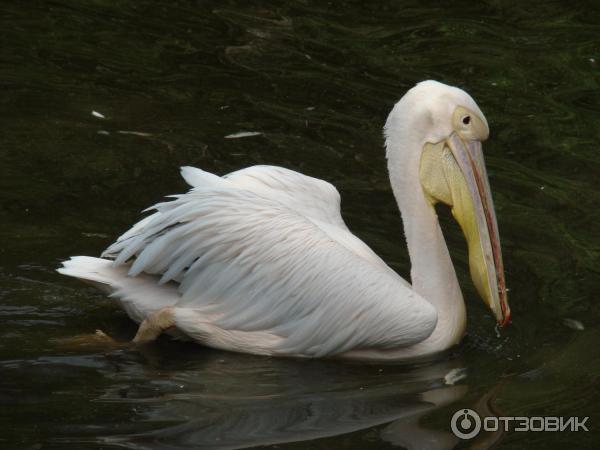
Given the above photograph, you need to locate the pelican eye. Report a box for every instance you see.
[452,106,488,140]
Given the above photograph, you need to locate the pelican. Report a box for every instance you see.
[58,80,510,361]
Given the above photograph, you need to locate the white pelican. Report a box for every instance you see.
[58,80,510,361]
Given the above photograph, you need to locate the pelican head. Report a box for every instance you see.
[386,80,510,327]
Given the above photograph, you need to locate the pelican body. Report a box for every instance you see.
[58,81,510,361]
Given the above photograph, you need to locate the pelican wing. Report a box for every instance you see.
[102,166,436,357]
[224,165,350,230]
[183,165,399,273]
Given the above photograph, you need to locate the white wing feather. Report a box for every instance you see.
[90,166,436,357]
[223,165,348,229]
[182,165,402,273]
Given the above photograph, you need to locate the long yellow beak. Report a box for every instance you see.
[445,133,510,326]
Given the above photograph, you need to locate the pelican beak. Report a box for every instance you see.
[445,133,510,326]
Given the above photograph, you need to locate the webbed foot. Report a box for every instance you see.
[56,329,127,351]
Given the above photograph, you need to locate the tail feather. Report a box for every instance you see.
[57,256,118,293]
[58,256,181,323]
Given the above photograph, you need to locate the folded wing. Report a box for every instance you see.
[101,166,436,356]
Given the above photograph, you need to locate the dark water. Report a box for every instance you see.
[1,1,599,448]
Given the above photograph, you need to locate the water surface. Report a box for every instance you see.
[1,1,599,448]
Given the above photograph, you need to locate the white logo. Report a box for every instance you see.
[451,408,481,439]
[451,409,589,439]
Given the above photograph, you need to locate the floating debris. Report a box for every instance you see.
[91,110,105,119]
[117,130,153,137]
[563,318,584,331]
[82,232,109,238]
[97,130,110,136]
[224,131,262,139]
[444,367,467,385]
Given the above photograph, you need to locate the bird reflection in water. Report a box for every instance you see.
[83,345,505,450]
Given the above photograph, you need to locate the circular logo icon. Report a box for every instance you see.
[451,408,481,439]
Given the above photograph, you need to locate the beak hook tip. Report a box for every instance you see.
[499,310,511,327]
